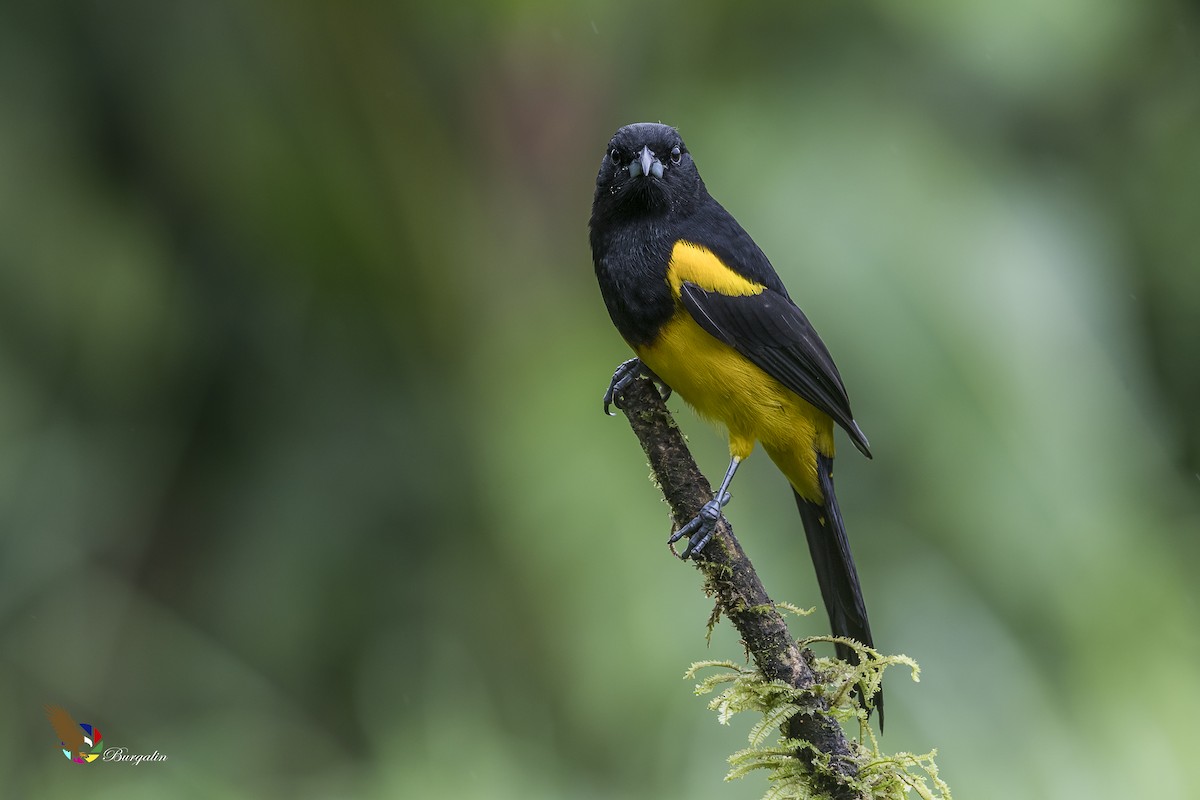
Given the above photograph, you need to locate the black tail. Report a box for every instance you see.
[793,452,883,729]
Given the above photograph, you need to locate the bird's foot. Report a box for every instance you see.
[603,358,671,415]
[603,358,642,416]
[668,491,731,559]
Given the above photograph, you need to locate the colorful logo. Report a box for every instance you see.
[44,705,104,764]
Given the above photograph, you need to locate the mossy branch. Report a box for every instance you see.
[616,374,950,799]
[613,374,863,800]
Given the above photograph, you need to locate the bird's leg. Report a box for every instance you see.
[670,456,742,559]
[603,358,671,415]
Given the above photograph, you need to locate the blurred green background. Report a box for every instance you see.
[2,1,1198,798]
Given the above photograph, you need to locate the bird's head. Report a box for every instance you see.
[592,122,703,218]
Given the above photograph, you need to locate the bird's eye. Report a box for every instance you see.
[670,146,682,165]
[610,148,621,162]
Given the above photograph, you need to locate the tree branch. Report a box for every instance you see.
[614,374,864,800]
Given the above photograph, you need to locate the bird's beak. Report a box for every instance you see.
[629,145,664,179]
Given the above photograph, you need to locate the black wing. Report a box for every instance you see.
[680,281,872,458]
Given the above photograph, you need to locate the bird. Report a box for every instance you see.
[589,122,882,726]
[45,704,88,762]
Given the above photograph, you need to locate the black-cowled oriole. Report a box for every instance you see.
[589,122,883,725]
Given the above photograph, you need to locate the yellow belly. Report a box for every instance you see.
[635,307,834,501]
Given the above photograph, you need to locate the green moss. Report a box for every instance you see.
[745,603,778,616]
[705,603,723,644]
[775,602,816,618]
[685,638,951,800]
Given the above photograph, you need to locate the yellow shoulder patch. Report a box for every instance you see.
[666,241,765,298]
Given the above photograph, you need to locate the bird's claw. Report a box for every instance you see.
[669,491,731,559]
[603,358,644,416]
[603,358,672,416]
